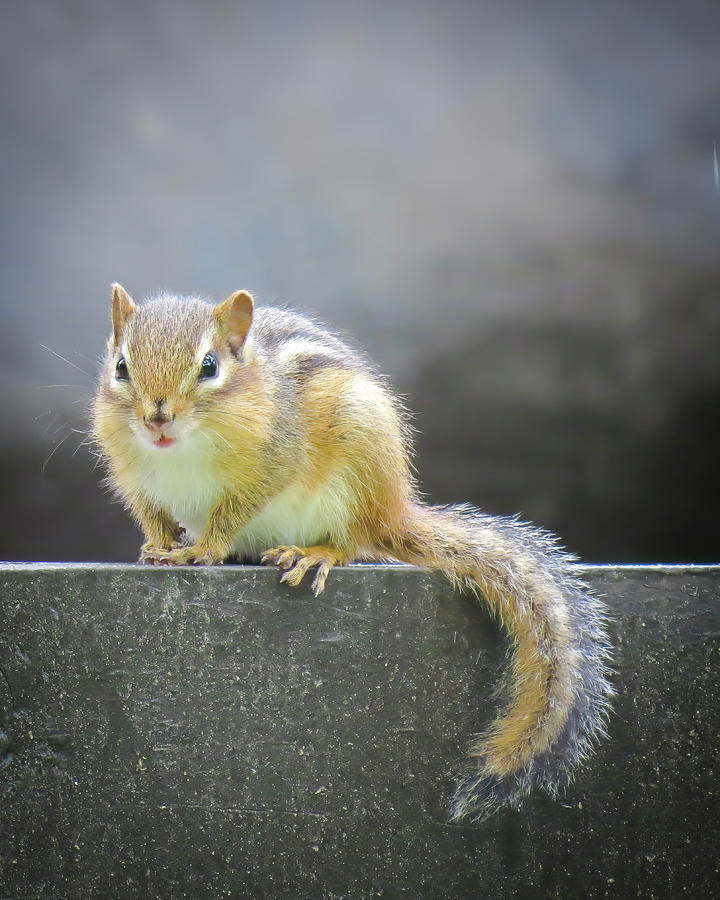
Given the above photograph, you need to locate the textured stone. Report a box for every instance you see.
[0,564,717,897]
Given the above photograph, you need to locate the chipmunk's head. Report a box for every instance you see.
[94,284,254,452]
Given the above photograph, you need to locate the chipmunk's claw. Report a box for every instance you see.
[261,545,347,596]
[141,545,223,566]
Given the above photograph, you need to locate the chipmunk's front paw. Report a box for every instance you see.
[142,545,224,566]
[260,544,348,596]
[140,529,188,564]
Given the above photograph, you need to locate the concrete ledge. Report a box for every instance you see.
[0,564,718,897]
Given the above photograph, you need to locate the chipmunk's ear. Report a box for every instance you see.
[214,290,254,355]
[110,283,136,345]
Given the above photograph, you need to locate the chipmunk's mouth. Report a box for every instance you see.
[137,425,179,449]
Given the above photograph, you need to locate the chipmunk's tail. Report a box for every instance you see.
[385,502,612,822]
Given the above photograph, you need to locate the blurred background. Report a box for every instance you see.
[1,0,718,564]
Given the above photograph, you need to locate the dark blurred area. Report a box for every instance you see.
[1,0,718,564]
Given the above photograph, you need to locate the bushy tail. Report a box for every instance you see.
[386,502,612,822]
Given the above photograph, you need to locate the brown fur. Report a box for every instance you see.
[93,285,612,821]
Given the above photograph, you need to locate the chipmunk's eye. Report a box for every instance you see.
[199,352,218,379]
[115,357,130,381]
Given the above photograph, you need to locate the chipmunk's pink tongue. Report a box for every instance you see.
[154,435,175,448]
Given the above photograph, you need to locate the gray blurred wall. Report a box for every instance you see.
[1,0,719,563]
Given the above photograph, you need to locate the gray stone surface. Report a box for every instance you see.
[0,564,717,897]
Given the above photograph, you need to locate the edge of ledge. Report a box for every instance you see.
[0,561,718,575]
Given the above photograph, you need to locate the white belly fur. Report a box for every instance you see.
[135,431,225,538]
[232,469,355,558]
[136,436,355,557]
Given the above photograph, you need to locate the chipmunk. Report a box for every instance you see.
[93,283,612,822]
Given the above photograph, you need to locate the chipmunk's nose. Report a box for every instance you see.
[145,413,172,427]
[144,401,175,430]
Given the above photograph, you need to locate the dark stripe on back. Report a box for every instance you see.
[253,307,363,361]
[287,352,360,380]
